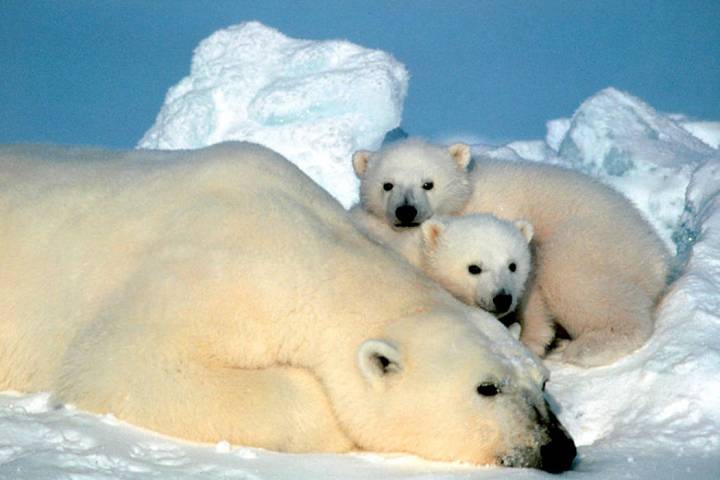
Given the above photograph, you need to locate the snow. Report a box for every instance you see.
[3,22,720,480]
[554,88,716,251]
[481,88,718,253]
[679,121,720,150]
[0,393,481,480]
[505,140,558,164]
[138,21,408,208]
[545,118,571,152]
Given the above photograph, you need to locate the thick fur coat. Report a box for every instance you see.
[0,142,574,470]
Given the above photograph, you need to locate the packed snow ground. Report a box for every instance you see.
[2,22,719,479]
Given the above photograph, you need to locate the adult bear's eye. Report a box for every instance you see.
[422,181,434,190]
[468,264,482,275]
[508,262,517,272]
[476,382,501,397]
[383,182,394,191]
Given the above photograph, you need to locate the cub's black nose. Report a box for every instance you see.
[395,204,418,224]
[492,292,512,313]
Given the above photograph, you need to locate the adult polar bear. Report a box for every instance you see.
[351,139,670,367]
[0,142,575,472]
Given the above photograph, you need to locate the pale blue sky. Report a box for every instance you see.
[1,0,718,147]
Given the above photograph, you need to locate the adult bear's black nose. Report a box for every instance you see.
[395,204,418,224]
[492,291,512,313]
[539,408,577,473]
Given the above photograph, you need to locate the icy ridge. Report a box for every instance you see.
[679,120,720,149]
[138,21,408,208]
[547,155,720,477]
[482,88,718,252]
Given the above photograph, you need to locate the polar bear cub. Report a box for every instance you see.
[350,139,472,228]
[349,139,473,266]
[420,215,534,322]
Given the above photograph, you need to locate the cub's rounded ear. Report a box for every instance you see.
[357,339,402,388]
[513,219,534,244]
[352,150,373,178]
[421,218,447,252]
[448,143,471,170]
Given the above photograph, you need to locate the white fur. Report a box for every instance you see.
[351,139,671,367]
[464,157,670,366]
[353,139,472,228]
[0,142,574,470]
[421,215,533,320]
[348,205,424,265]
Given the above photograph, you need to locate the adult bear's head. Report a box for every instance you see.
[334,308,575,472]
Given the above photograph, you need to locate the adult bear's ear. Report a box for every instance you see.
[513,219,534,243]
[421,218,446,252]
[357,339,402,388]
[352,150,373,178]
[448,143,471,170]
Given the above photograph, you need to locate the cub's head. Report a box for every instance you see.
[420,215,533,320]
[349,310,575,472]
[352,139,472,229]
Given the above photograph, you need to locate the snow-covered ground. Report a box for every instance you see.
[2,22,720,479]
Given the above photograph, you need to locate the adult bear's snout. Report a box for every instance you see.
[539,408,576,473]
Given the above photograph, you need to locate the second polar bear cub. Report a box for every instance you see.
[421,214,534,322]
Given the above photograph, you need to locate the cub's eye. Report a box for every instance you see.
[476,383,501,397]
[422,181,434,190]
[468,264,482,275]
[509,262,517,272]
[383,182,394,192]
[542,380,548,392]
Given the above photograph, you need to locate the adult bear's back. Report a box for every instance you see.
[0,142,431,392]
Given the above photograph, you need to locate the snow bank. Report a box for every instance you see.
[481,88,718,252]
[556,88,716,249]
[545,118,571,152]
[0,393,480,479]
[545,153,720,478]
[138,21,408,208]
[679,120,720,149]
